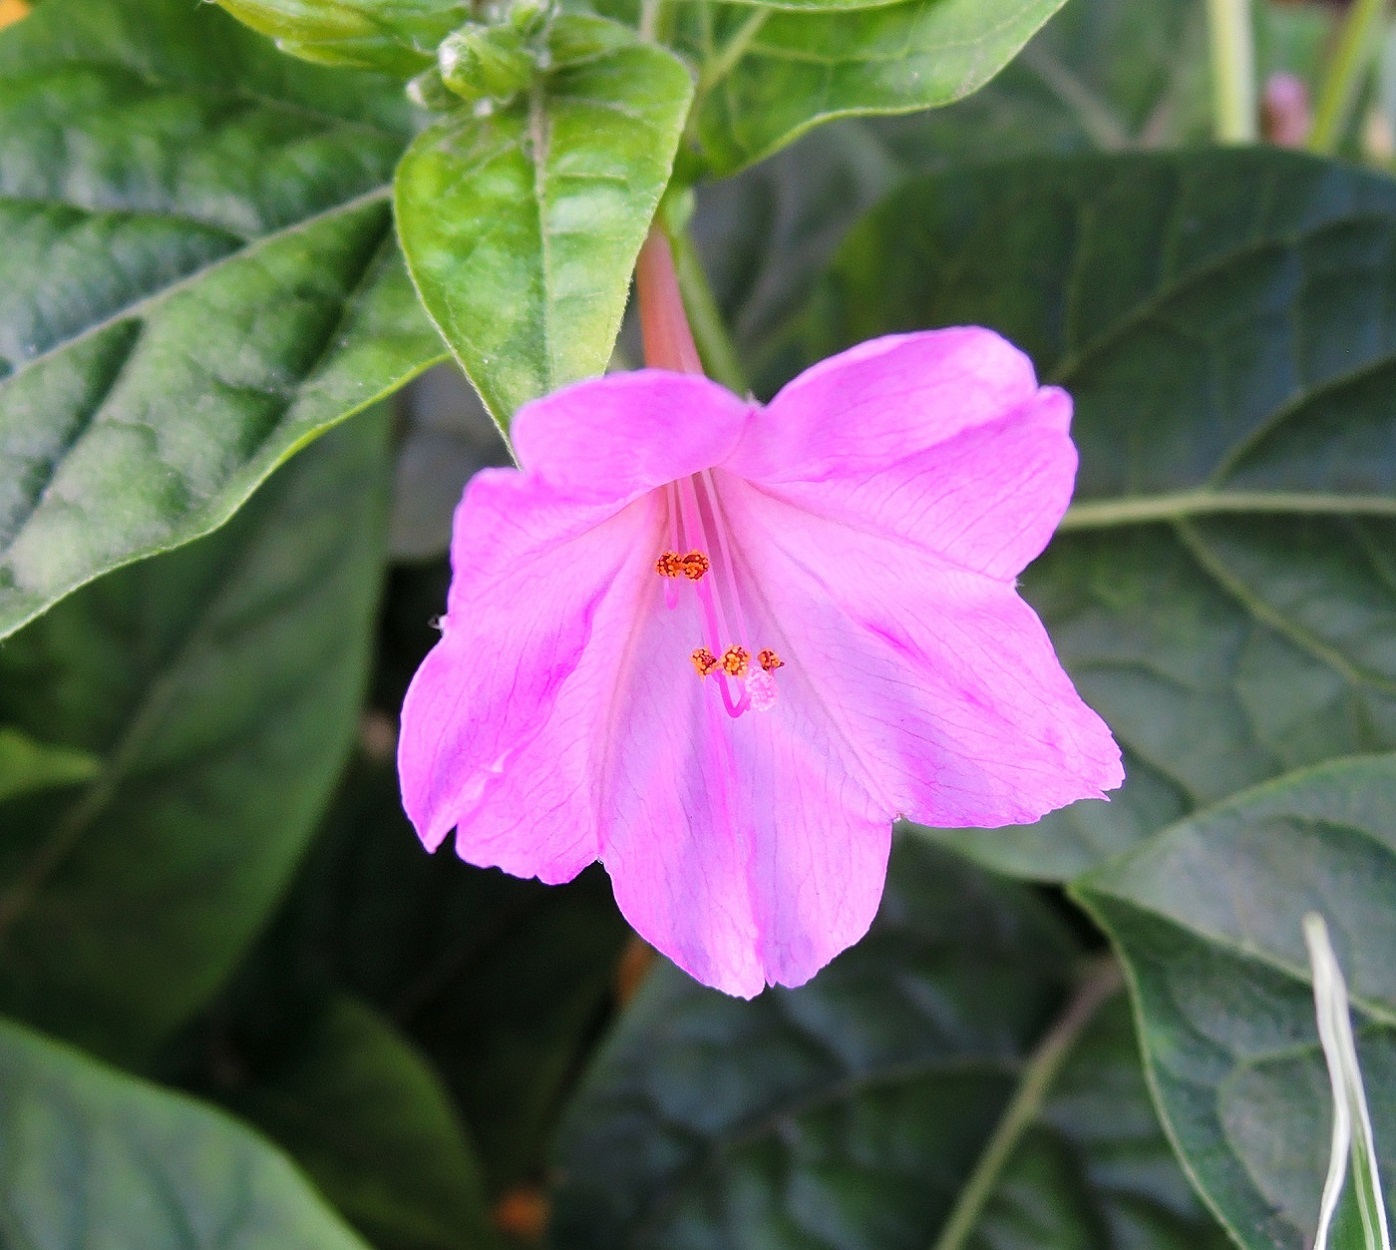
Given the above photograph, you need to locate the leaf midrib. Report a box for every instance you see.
[0,184,392,394]
[1060,490,1396,528]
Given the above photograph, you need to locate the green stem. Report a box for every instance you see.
[929,958,1124,1250]
[1309,0,1388,154]
[1207,0,1257,142]
[669,227,748,395]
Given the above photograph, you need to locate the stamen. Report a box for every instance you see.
[691,647,719,677]
[758,649,784,672]
[655,550,684,578]
[680,551,710,580]
[720,646,750,678]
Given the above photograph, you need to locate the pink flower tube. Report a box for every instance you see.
[399,286,1121,996]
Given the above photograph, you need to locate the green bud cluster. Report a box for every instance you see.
[406,0,553,111]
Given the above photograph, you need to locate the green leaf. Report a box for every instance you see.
[0,410,390,1067]
[0,727,97,803]
[0,1014,372,1250]
[216,0,468,75]
[552,838,1222,1250]
[0,0,443,641]
[1072,754,1396,1250]
[220,994,499,1250]
[682,0,1069,175]
[181,753,632,1194]
[804,148,1396,880]
[691,0,1342,390]
[395,15,693,422]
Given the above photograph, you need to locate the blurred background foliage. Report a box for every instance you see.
[0,0,1393,1247]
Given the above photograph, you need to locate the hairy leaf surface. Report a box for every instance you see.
[0,0,442,638]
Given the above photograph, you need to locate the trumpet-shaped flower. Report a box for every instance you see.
[398,329,1123,996]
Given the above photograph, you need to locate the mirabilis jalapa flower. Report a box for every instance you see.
[399,232,1123,997]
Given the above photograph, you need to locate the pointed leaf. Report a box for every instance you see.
[0,411,390,1066]
[0,1015,371,1250]
[394,15,693,422]
[683,0,1068,174]
[218,994,499,1250]
[0,0,442,640]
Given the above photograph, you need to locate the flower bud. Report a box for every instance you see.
[406,66,457,112]
[438,24,535,105]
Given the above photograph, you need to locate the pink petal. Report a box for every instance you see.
[724,330,1071,578]
[595,570,891,996]
[399,468,657,879]
[511,371,753,503]
[718,474,1123,827]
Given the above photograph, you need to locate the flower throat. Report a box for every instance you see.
[655,471,783,718]
[636,226,782,720]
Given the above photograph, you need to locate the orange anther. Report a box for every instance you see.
[720,645,750,678]
[691,647,719,677]
[680,550,711,580]
[655,551,684,578]
[758,649,784,672]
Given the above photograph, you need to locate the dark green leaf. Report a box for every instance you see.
[682,0,1069,175]
[0,410,390,1066]
[0,1014,371,1250]
[395,15,692,421]
[181,753,631,1194]
[217,0,469,76]
[553,839,1219,1250]
[222,993,499,1250]
[0,0,442,640]
[804,149,1396,880]
[0,728,97,803]
[1072,754,1396,1250]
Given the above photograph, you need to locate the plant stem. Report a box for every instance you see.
[670,228,748,394]
[1309,0,1389,154]
[1207,0,1257,142]
[929,957,1124,1250]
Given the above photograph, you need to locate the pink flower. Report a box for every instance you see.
[398,329,1123,997]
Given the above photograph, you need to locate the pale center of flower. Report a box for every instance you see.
[654,471,783,718]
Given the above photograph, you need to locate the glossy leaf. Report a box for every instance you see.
[0,1014,371,1250]
[552,838,1223,1250]
[220,994,499,1250]
[216,0,468,75]
[806,149,1396,879]
[683,0,1069,174]
[1074,754,1396,1250]
[395,15,692,421]
[0,0,442,640]
[0,411,390,1066]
